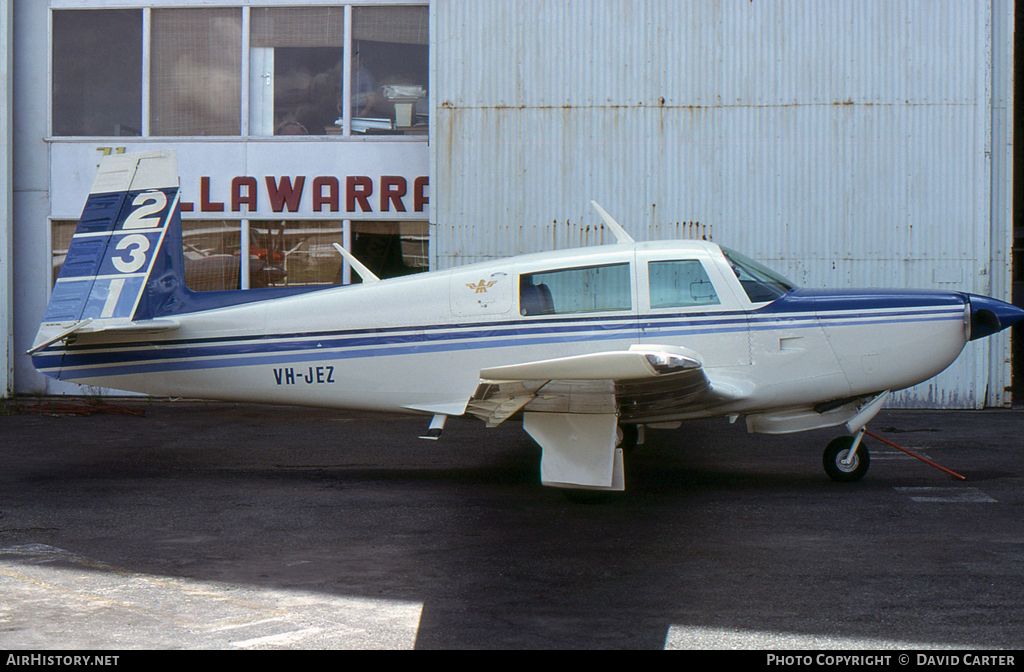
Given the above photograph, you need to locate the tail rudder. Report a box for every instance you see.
[31,150,183,357]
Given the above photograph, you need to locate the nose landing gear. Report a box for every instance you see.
[823,428,870,482]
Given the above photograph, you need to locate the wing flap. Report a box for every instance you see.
[466,380,544,427]
[469,345,728,427]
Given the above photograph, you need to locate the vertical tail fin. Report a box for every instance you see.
[30,150,182,354]
[32,149,328,373]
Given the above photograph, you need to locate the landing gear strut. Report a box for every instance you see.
[823,430,870,482]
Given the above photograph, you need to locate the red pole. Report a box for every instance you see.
[864,430,967,481]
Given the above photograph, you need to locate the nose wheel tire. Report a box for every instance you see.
[823,435,870,482]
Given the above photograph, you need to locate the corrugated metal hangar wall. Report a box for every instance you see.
[430,0,1015,409]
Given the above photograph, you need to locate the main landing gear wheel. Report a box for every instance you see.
[615,423,639,453]
[823,435,870,482]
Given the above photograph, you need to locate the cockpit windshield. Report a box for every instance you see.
[721,247,796,303]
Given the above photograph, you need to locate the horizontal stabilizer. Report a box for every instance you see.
[77,318,181,335]
[26,319,93,355]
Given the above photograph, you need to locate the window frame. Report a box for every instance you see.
[518,261,635,317]
[647,258,723,310]
[636,249,745,314]
[48,2,430,141]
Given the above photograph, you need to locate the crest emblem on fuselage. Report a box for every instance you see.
[467,279,497,294]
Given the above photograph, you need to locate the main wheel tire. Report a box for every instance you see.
[823,436,870,483]
[616,424,639,453]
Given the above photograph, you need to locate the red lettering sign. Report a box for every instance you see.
[179,175,428,216]
[266,176,305,213]
[200,177,225,212]
[313,177,339,212]
[380,176,407,212]
[347,176,373,213]
[414,176,429,212]
[232,177,258,212]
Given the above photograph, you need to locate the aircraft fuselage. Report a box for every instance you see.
[36,240,976,427]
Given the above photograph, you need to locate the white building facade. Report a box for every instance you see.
[4,0,1019,408]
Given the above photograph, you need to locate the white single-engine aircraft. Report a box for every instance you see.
[31,151,1024,492]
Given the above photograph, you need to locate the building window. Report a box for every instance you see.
[52,10,143,137]
[150,8,243,136]
[183,221,245,291]
[247,220,428,286]
[350,221,429,280]
[50,4,429,139]
[53,219,427,293]
[249,7,345,136]
[246,221,342,286]
[50,221,77,286]
[350,5,429,133]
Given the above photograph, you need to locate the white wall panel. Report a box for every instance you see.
[431,0,1013,408]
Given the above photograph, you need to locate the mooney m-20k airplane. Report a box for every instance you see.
[31,151,1024,492]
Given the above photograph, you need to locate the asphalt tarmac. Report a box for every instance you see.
[0,399,1022,650]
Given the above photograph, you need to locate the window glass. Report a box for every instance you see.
[246,221,428,287]
[721,247,795,303]
[150,8,242,136]
[249,8,345,136]
[350,6,429,134]
[56,219,427,294]
[183,221,245,291]
[248,221,342,287]
[520,264,631,316]
[51,221,78,286]
[649,260,720,309]
[53,220,245,292]
[350,221,429,281]
[52,10,142,136]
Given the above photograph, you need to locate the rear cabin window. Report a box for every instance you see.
[520,263,631,316]
[648,260,721,308]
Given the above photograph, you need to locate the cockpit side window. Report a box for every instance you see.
[648,260,721,309]
[520,263,631,315]
[721,247,795,303]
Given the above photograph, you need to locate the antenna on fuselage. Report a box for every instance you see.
[332,243,380,284]
[590,201,635,244]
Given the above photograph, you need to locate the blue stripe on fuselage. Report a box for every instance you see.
[759,288,966,314]
[34,289,966,379]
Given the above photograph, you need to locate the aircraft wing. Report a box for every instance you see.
[467,345,741,426]
[466,345,744,491]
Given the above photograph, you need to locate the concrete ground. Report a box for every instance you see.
[0,399,1022,650]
